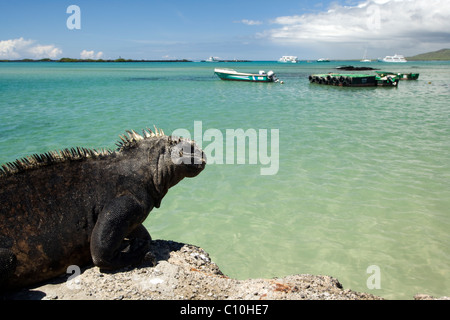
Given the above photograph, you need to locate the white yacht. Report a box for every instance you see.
[205,56,220,62]
[379,54,407,63]
[278,56,298,63]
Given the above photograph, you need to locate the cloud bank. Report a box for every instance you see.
[259,0,450,57]
[80,50,104,59]
[0,38,62,59]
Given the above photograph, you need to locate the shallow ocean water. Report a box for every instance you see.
[0,61,449,299]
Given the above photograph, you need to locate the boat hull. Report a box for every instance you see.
[214,69,274,82]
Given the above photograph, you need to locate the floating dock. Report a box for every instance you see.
[309,73,399,87]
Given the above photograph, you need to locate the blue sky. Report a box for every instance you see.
[1,0,449,60]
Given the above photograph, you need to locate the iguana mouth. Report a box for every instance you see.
[190,150,207,171]
[181,148,206,167]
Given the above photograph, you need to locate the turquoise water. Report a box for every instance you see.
[1,61,449,299]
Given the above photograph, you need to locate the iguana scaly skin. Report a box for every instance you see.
[0,127,206,289]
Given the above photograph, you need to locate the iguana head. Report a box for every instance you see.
[169,136,206,177]
[117,127,206,204]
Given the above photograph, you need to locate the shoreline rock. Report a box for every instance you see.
[2,240,444,300]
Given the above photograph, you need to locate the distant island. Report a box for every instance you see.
[406,48,450,61]
[0,58,193,63]
[2,49,449,62]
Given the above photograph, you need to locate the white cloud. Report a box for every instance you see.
[28,45,63,59]
[0,38,62,59]
[259,0,450,56]
[80,50,104,59]
[236,19,263,26]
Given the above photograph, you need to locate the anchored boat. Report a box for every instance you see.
[309,73,399,87]
[375,71,419,80]
[214,68,282,83]
[205,56,220,62]
[378,54,407,63]
[278,56,298,63]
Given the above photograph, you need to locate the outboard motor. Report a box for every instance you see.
[267,70,280,83]
[387,75,399,87]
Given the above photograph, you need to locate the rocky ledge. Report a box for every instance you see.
[2,240,446,300]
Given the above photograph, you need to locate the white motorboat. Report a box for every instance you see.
[205,56,220,62]
[278,56,298,63]
[214,68,282,83]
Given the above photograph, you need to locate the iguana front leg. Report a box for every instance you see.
[0,248,17,288]
[90,194,152,270]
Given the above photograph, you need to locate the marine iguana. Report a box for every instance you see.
[0,127,206,290]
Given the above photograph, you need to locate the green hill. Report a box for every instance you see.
[407,49,450,61]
